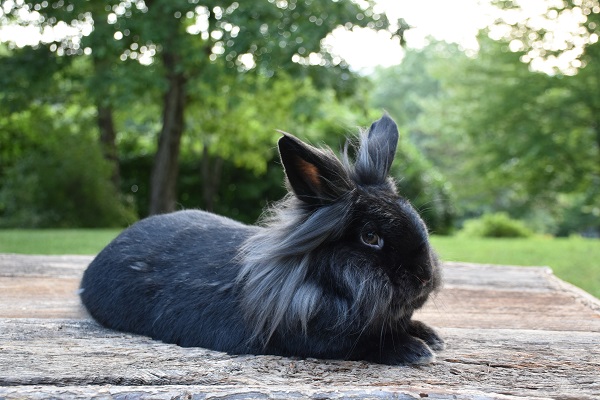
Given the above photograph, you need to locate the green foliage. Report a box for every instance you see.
[1,0,597,239]
[490,0,600,75]
[440,34,600,234]
[0,0,396,225]
[553,189,600,237]
[0,46,69,111]
[371,35,600,236]
[119,153,285,223]
[369,41,459,133]
[390,129,454,235]
[369,42,464,234]
[185,71,328,174]
[0,107,136,228]
[459,213,533,238]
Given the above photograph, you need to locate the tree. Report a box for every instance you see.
[0,101,137,228]
[418,33,599,234]
[0,2,155,192]
[368,42,465,233]
[489,0,600,156]
[484,0,600,233]
[2,0,391,215]
[489,0,600,75]
[185,70,342,212]
[368,24,599,234]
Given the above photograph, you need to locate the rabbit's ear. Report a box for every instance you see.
[278,133,353,205]
[355,113,399,185]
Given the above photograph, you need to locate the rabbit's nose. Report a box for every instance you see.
[417,276,430,287]
[413,268,433,286]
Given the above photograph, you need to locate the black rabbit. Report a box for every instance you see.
[80,114,444,365]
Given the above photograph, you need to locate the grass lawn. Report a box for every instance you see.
[0,229,598,298]
[431,236,600,298]
[0,229,121,255]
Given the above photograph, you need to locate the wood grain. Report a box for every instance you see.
[0,254,599,399]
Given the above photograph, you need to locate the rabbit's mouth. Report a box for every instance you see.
[386,265,434,289]
[414,273,438,291]
[384,270,437,307]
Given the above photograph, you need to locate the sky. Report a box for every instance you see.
[328,0,496,71]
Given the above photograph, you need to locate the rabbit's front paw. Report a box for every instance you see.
[423,331,445,351]
[368,335,435,365]
[408,320,445,351]
[399,336,436,365]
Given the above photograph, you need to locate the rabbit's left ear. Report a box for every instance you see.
[278,133,353,205]
[355,113,399,185]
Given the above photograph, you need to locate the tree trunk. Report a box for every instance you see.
[97,104,120,189]
[149,51,187,215]
[201,142,224,212]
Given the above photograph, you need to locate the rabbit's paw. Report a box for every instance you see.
[368,335,435,365]
[425,331,445,351]
[407,320,445,351]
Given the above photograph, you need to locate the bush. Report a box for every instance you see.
[460,212,533,238]
[119,153,286,223]
[0,133,137,228]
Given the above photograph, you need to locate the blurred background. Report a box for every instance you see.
[0,0,599,294]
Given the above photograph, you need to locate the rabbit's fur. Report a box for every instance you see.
[80,114,444,365]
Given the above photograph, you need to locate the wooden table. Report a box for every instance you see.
[1,253,599,399]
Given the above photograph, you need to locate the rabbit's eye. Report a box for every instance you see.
[360,231,383,249]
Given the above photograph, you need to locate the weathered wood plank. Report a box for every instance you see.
[0,254,599,399]
[0,319,598,398]
[0,254,93,278]
[0,254,92,318]
[0,385,554,400]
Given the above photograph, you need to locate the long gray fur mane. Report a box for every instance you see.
[236,124,401,346]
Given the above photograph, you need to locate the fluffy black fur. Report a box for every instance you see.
[80,114,444,365]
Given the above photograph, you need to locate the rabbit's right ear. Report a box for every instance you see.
[354,113,399,185]
[278,133,353,205]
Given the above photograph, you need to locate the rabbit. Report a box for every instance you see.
[80,114,444,365]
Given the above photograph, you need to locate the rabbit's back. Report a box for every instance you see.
[80,210,260,352]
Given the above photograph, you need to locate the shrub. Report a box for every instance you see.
[460,212,533,238]
[0,133,137,228]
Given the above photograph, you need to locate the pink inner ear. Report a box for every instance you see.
[295,158,321,191]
